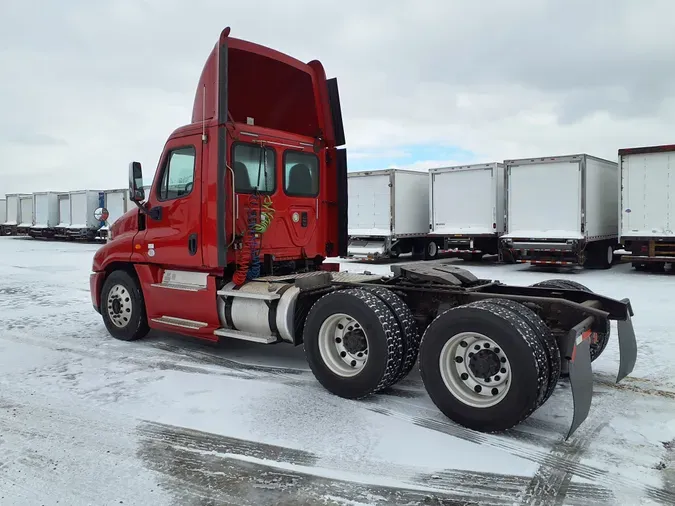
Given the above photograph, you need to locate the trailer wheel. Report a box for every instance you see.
[472,299,560,405]
[100,270,150,341]
[425,240,439,260]
[418,300,549,432]
[530,279,610,361]
[363,287,420,383]
[303,289,404,399]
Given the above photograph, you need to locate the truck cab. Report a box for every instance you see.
[90,27,347,342]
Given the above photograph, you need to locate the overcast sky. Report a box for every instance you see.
[2,0,675,195]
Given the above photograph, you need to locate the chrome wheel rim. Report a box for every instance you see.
[107,284,132,328]
[318,313,369,377]
[439,331,511,408]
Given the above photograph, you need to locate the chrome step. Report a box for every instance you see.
[216,289,280,300]
[213,328,278,344]
[150,281,206,292]
[151,316,208,330]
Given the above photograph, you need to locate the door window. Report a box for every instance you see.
[283,150,319,197]
[158,146,196,201]
[232,143,276,193]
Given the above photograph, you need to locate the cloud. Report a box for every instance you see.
[1,0,675,195]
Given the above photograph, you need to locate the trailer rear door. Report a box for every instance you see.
[431,166,495,235]
[348,172,392,237]
[105,191,127,228]
[621,150,675,238]
[507,160,582,239]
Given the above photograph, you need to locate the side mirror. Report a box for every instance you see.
[129,161,145,202]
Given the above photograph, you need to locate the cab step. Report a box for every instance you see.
[213,328,278,344]
[151,316,208,330]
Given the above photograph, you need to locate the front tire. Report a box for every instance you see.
[303,289,404,399]
[100,270,150,341]
[419,300,550,432]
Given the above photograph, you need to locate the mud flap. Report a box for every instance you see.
[616,298,637,384]
[566,316,594,440]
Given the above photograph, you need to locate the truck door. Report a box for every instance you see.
[280,149,320,250]
[139,135,203,267]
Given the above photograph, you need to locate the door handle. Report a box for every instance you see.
[188,233,198,256]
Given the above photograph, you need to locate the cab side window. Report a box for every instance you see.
[232,143,276,194]
[158,146,196,201]
[284,150,319,197]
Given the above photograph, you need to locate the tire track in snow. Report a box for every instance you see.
[521,419,608,505]
[366,405,675,504]
[136,420,538,505]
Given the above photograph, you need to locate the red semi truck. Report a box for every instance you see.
[90,27,638,438]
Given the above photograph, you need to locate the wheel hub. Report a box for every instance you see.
[111,298,122,315]
[468,349,501,379]
[343,329,367,354]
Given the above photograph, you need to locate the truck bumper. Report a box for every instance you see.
[90,272,105,313]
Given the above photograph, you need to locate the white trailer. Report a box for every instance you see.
[98,188,128,239]
[2,194,21,235]
[29,191,60,238]
[429,162,505,261]
[617,144,675,271]
[54,192,72,237]
[500,153,618,268]
[0,199,5,228]
[67,190,105,239]
[347,169,439,259]
[17,194,35,235]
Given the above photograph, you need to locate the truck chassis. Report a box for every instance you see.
[95,260,637,439]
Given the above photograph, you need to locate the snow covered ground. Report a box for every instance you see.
[0,236,674,506]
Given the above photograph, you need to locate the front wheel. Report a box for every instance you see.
[100,270,150,341]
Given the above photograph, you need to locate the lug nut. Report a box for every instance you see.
[460,341,467,348]
[474,385,482,393]
[491,388,499,396]
[461,373,469,381]
[455,356,463,363]
[484,343,490,348]
[340,351,346,358]
[494,375,500,381]
[350,360,356,367]
[501,368,506,374]
[494,348,500,354]
[474,345,481,351]
[335,337,342,343]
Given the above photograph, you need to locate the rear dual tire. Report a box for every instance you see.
[303,288,420,399]
[418,299,560,433]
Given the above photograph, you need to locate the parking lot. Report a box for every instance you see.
[1,236,674,506]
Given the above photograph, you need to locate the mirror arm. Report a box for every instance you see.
[131,200,162,221]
